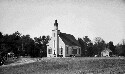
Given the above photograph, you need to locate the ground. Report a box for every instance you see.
[0,57,125,74]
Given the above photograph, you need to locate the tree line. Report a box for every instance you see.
[0,31,125,58]
[0,31,50,58]
[78,36,125,57]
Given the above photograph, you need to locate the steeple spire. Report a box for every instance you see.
[54,20,58,30]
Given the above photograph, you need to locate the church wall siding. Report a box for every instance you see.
[58,36,65,57]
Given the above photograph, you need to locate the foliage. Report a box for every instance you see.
[93,37,106,56]
[78,36,94,57]
[115,44,125,56]
[0,31,50,59]
[0,31,125,59]
[78,38,85,56]
[78,36,107,57]
[108,41,115,54]
[34,35,50,57]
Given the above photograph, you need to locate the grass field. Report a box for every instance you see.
[0,57,125,74]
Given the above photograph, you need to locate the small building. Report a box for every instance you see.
[47,20,81,57]
[101,48,112,57]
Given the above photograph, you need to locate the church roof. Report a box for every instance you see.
[59,32,81,47]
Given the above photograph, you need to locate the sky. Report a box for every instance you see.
[0,0,125,45]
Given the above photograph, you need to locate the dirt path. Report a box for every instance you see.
[1,58,41,67]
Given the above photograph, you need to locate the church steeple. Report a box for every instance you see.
[54,20,58,30]
[52,20,60,57]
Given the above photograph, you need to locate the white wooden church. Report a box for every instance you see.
[47,20,81,57]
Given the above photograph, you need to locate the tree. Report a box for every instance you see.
[93,37,106,56]
[34,35,50,57]
[0,31,51,58]
[78,38,85,56]
[0,32,3,39]
[21,34,34,56]
[83,36,94,57]
[87,42,94,57]
[0,32,4,52]
[78,36,93,57]
[2,34,10,53]
[41,35,50,57]
[11,31,22,56]
[108,41,115,54]
[34,36,43,57]
[115,39,125,56]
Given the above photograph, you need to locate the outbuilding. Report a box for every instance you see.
[101,48,112,57]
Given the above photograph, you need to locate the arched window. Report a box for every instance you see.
[54,50,56,55]
[61,47,63,54]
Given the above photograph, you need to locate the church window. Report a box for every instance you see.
[54,33,55,37]
[54,40,55,48]
[54,50,56,55]
[53,40,55,48]
[48,48,52,54]
[79,48,80,54]
[61,47,63,54]
[72,49,77,54]
[67,47,68,54]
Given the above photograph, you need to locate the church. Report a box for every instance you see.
[47,20,81,57]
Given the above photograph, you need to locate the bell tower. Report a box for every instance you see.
[52,20,60,57]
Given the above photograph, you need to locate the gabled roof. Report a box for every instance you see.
[101,48,112,52]
[59,32,81,47]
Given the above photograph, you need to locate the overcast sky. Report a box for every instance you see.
[0,0,125,45]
